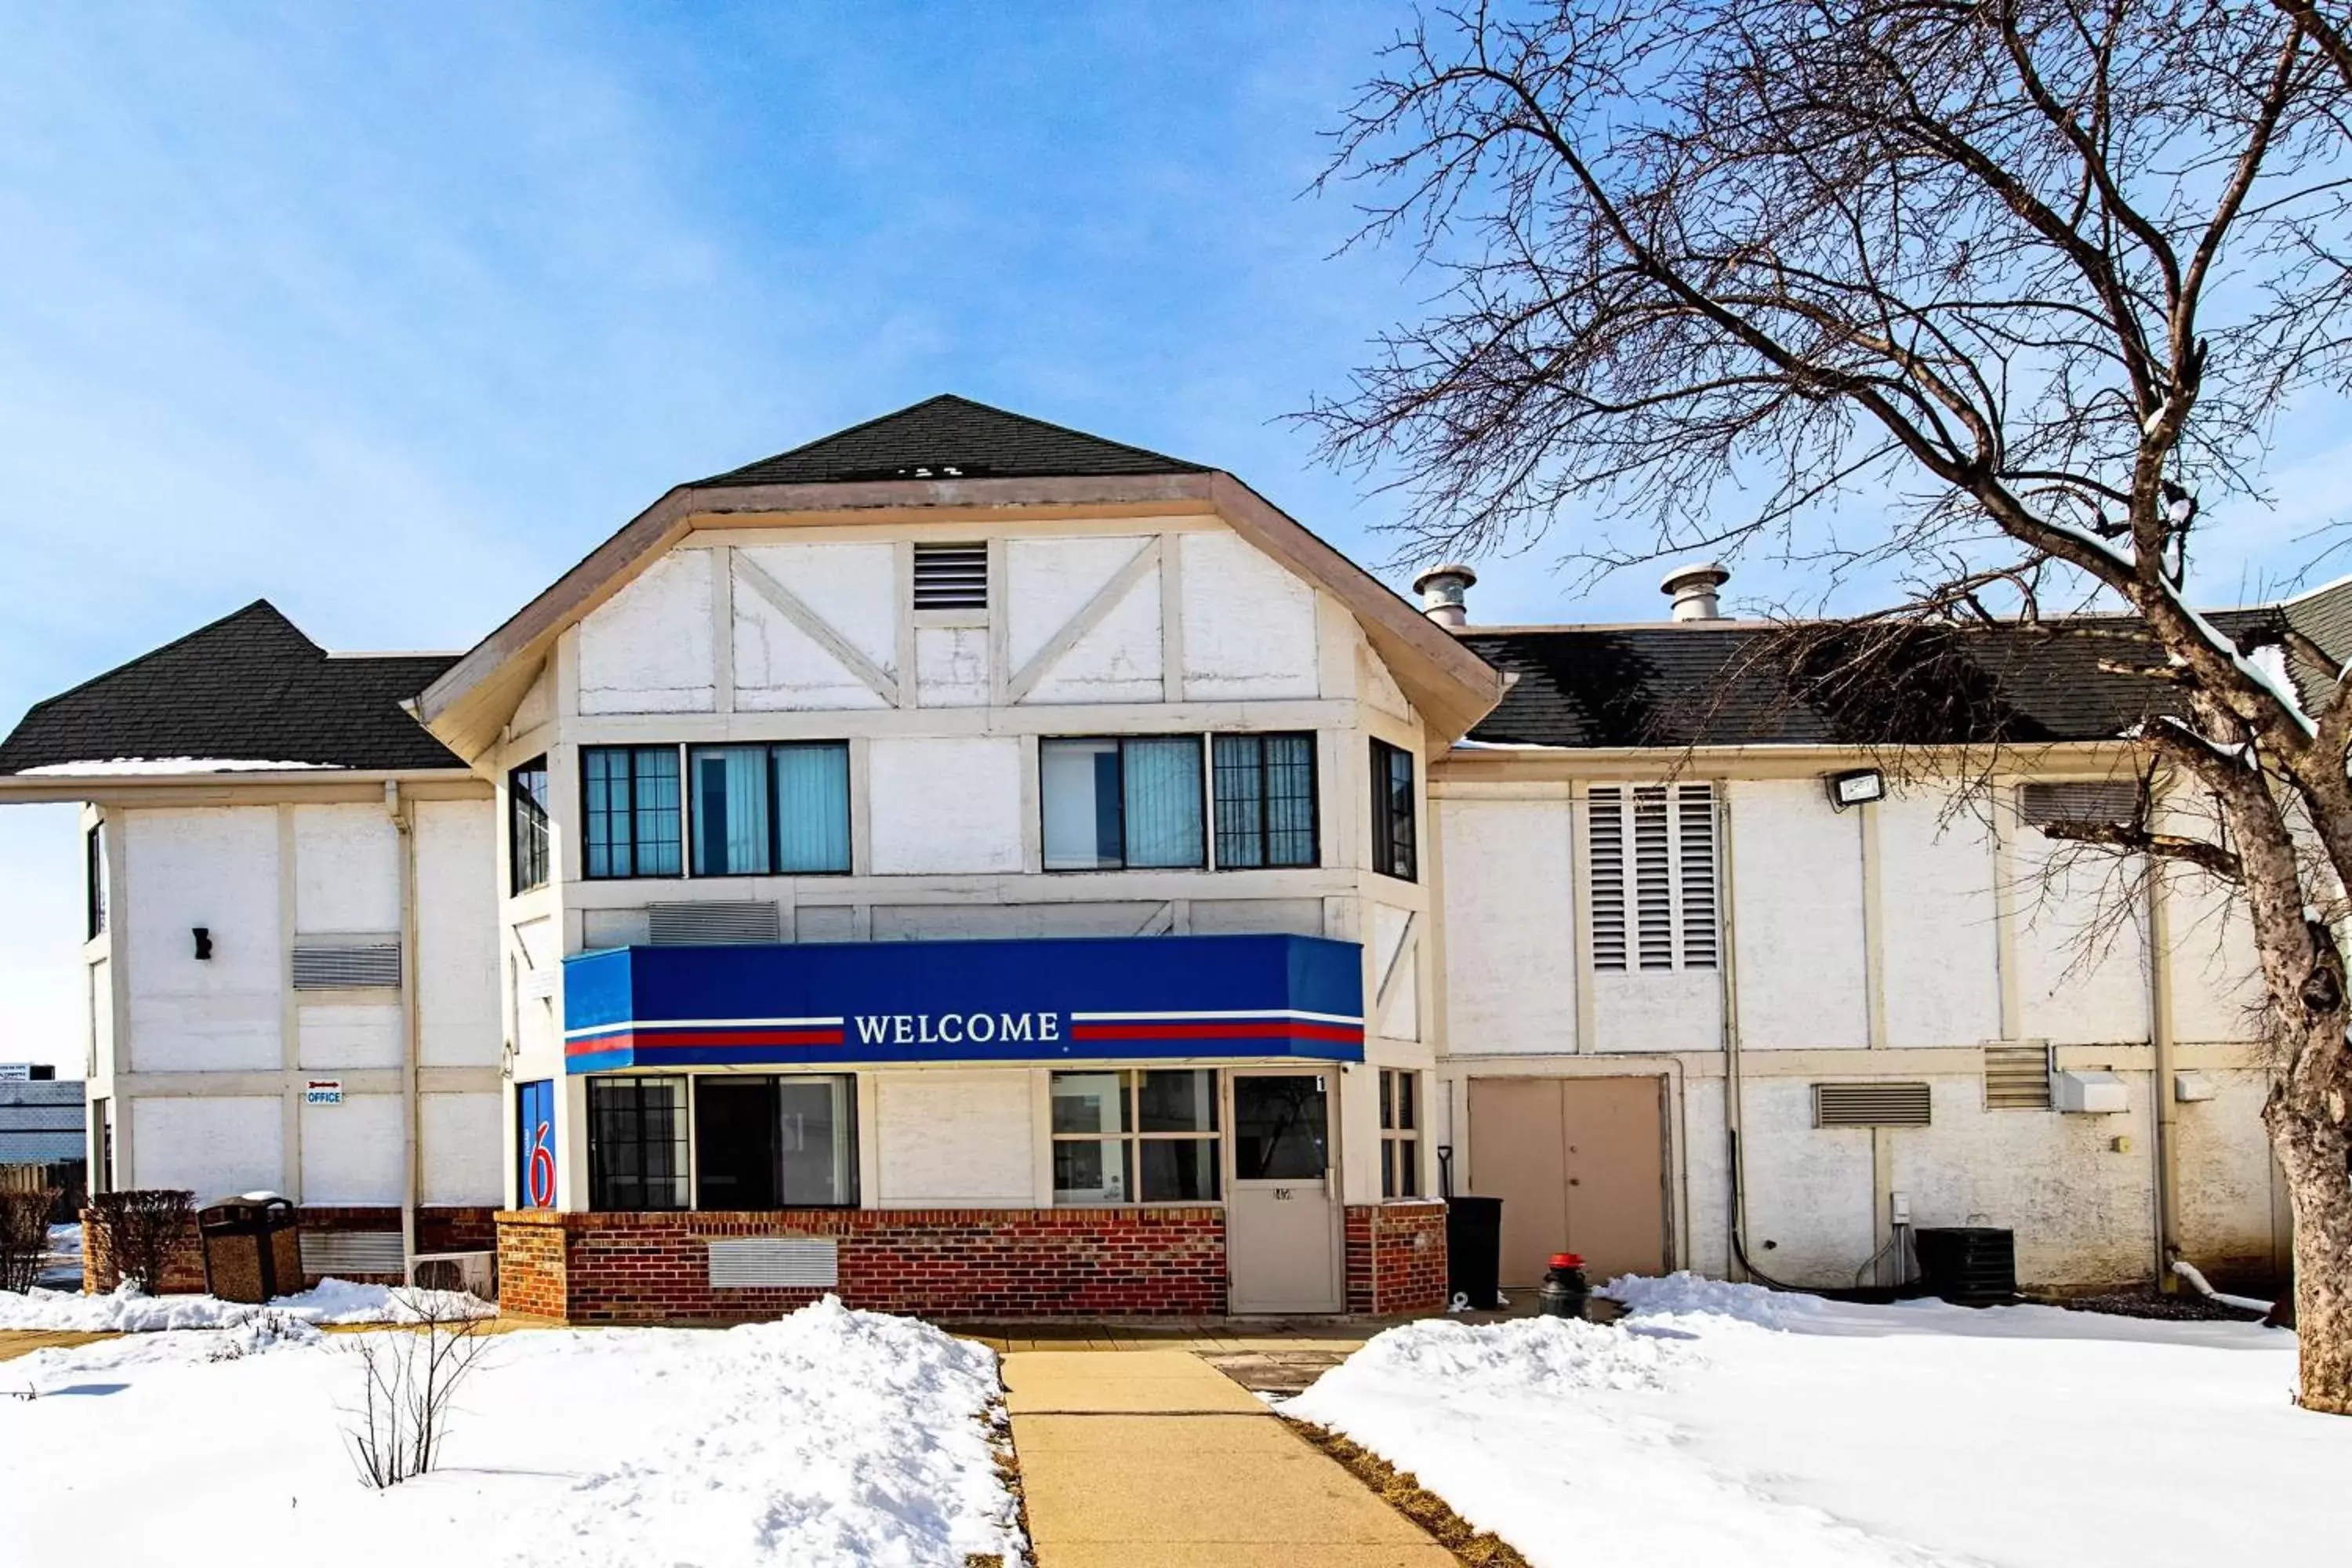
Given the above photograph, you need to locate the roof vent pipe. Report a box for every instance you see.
[1413,563,1478,628]
[1661,562,1731,622]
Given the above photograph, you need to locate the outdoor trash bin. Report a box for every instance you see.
[1445,1196,1504,1309]
[198,1193,301,1303]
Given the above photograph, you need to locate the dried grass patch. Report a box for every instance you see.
[1284,1417,1532,1568]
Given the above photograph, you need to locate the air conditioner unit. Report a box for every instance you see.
[2053,1069,2129,1115]
[408,1250,496,1299]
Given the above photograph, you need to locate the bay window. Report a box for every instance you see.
[1211,732,1318,868]
[1051,1069,1221,1203]
[509,756,550,894]
[1370,739,1417,881]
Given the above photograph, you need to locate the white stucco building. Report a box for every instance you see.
[0,396,2302,1318]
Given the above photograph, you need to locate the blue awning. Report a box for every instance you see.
[561,933,1365,1074]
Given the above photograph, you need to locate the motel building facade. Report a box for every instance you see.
[0,396,2305,1322]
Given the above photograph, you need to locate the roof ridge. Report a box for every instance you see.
[9,599,318,723]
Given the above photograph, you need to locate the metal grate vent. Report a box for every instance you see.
[1984,1044,2055,1110]
[1589,787,1628,971]
[2020,781,2137,826]
[708,1237,839,1289]
[1677,784,1719,969]
[301,1230,405,1276]
[291,943,401,990]
[913,542,989,610]
[647,901,782,946]
[1813,1081,1933,1128]
[410,1250,496,1298]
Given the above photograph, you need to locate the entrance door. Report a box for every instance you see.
[1468,1076,1668,1287]
[1226,1071,1341,1313]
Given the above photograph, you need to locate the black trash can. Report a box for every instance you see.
[1445,1196,1504,1309]
[1912,1226,2016,1306]
[198,1194,301,1304]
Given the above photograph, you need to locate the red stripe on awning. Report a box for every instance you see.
[1068,1021,1363,1043]
[564,1028,844,1056]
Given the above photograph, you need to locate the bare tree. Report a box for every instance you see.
[83,1189,194,1294]
[1310,0,2352,1411]
[339,1296,493,1488]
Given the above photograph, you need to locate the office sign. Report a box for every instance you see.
[304,1079,343,1105]
[561,933,1364,1073]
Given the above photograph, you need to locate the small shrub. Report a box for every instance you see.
[84,1189,194,1292]
[339,1298,492,1489]
[0,1190,56,1293]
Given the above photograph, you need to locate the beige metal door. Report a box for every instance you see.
[1226,1070,1341,1313]
[1468,1076,1668,1287]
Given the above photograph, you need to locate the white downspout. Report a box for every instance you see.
[387,781,419,1279]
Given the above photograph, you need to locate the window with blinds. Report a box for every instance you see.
[1588,783,1719,972]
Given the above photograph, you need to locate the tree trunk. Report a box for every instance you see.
[2269,1085,2352,1413]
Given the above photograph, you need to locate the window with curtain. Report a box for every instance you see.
[1370,739,1417,881]
[1040,736,1205,870]
[688,742,851,877]
[1212,733,1318,869]
[582,746,683,879]
[508,757,550,895]
[587,1076,689,1210]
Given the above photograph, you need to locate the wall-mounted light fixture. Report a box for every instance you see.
[1826,768,1886,811]
[192,927,213,960]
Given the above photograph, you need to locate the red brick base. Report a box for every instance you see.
[1344,1200,1449,1315]
[496,1207,1230,1324]
[81,1205,495,1294]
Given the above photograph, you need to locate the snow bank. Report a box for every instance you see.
[0,1295,1024,1568]
[1290,1285,2343,1568]
[0,1279,491,1332]
[1602,1269,1830,1327]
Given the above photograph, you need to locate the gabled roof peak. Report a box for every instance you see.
[696,394,1210,488]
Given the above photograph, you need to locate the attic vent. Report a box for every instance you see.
[648,901,782,946]
[708,1237,838,1289]
[1588,783,1716,973]
[913,542,989,610]
[1984,1044,2055,1110]
[1813,1081,1933,1128]
[291,943,401,990]
[301,1230,405,1276]
[2020,781,2137,826]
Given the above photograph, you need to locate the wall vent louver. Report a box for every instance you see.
[1633,786,1674,969]
[1813,1081,1933,1128]
[300,1230,405,1276]
[912,542,989,610]
[1984,1044,2056,1110]
[708,1237,839,1289]
[1589,787,1628,971]
[2019,780,2138,826]
[290,943,401,990]
[1677,784,1719,969]
[646,901,782,946]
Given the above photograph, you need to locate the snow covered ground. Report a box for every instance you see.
[0,1277,494,1330]
[1287,1273,2349,1568]
[0,1296,1025,1567]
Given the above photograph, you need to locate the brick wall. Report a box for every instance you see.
[496,1207,1229,1324]
[81,1204,495,1294]
[1343,1200,1449,1315]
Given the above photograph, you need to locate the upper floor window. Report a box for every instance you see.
[85,822,107,939]
[583,746,684,879]
[1370,739,1417,881]
[509,757,550,895]
[1588,782,1718,971]
[1041,736,1205,870]
[1212,733,1318,869]
[913,541,989,610]
[689,742,852,877]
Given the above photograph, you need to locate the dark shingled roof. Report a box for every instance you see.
[696,394,1210,487]
[0,601,463,775]
[1461,609,2311,750]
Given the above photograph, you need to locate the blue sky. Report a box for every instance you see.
[3,2,2347,1069]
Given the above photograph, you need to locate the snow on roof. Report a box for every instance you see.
[17,758,348,776]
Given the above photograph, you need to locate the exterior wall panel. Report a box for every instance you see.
[1436,798,1575,1054]
[874,1069,1035,1207]
[125,808,282,1072]
[1730,781,1868,1050]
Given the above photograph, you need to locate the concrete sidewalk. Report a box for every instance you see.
[1004,1348,1454,1567]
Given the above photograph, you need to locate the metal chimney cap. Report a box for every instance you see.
[1659,561,1730,596]
[1413,562,1479,595]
